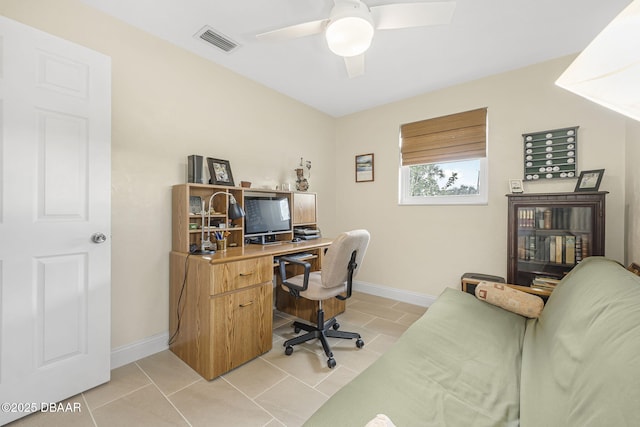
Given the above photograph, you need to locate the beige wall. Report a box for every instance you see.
[0,0,337,349]
[335,56,628,297]
[1,0,636,351]
[626,121,640,264]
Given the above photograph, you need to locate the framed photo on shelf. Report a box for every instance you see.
[355,153,374,182]
[207,158,235,186]
[189,195,202,214]
[574,169,604,192]
[509,179,524,193]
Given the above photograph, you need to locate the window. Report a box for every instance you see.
[399,108,488,205]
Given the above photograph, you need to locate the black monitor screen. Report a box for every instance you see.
[244,196,291,236]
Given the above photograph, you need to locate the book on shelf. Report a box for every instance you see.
[518,235,539,261]
[518,232,590,265]
[518,208,536,228]
[576,235,582,263]
[565,235,576,265]
[581,234,590,261]
[520,207,593,232]
[555,235,563,264]
[532,276,561,291]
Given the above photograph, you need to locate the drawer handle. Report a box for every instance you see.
[239,301,254,307]
[239,272,254,277]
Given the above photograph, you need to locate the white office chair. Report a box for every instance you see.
[278,229,370,368]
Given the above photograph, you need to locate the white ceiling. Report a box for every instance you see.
[81,0,632,117]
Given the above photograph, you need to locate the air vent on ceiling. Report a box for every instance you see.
[195,26,239,53]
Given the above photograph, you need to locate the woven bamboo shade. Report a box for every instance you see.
[400,108,487,166]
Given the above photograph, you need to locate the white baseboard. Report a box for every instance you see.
[353,281,437,307]
[111,331,169,369]
[110,283,435,369]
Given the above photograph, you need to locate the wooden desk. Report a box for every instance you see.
[196,238,332,264]
[169,238,341,380]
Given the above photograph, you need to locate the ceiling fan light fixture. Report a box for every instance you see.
[325,1,374,57]
[326,16,374,57]
[256,0,457,77]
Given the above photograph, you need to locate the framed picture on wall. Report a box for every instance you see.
[355,153,374,182]
[207,158,235,186]
[574,169,604,192]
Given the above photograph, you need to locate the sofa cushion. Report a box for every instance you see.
[475,281,544,318]
[520,257,640,426]
[304,288,526,427]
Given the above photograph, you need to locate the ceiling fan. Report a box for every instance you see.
[256,0,456,78]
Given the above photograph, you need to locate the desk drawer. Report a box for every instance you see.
[210,282,272,377]
[211,256,272,294]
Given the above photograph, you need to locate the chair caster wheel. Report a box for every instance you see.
[356,338,364,349]
[294,326,301,333]
[332,322,340,330]
[285,345,293,356]
[327,358,336,369]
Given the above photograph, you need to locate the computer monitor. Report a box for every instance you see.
[244,194,291,243]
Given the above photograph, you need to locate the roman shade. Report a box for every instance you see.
[400,108,487,166]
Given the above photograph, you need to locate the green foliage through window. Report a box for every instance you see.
[408,160,480,197]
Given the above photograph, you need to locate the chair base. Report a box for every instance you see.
[283,309,364,369]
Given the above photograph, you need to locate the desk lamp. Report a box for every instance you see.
[197,191,245,254]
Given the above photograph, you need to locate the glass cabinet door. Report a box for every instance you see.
[516,206,592,285]
[507,192,606,287]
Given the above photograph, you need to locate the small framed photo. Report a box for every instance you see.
[207,158,235,186]
[189,195,202,214]
[355,153,374,182]
[509,179,524,193]
[574,169,604,192]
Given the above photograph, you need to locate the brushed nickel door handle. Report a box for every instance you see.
[91,232,107,244]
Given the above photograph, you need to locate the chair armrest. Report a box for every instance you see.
[278,257,312,294]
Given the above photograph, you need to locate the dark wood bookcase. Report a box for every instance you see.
[507,192,607,286]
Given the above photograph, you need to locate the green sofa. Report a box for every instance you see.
[304,257,640,426]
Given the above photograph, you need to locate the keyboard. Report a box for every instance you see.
[275,253,313,264]
[287,252,313,259]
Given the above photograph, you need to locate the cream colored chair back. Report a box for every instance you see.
[321,230,370,289]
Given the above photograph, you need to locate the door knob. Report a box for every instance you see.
[91,233,107,244]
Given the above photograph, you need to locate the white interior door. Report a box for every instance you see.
[0,16,111,425]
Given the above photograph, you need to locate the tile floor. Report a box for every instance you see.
[8,292,427,427]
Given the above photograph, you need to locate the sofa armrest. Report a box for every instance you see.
[507,283,552,298]
[463,277,553,300]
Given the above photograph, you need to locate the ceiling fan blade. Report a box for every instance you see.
[371,1,456,30]
[344,54,365,78]
[256,19,328,42]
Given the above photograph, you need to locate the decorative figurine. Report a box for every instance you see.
[295,168,309,191]
[295,157,311,191]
